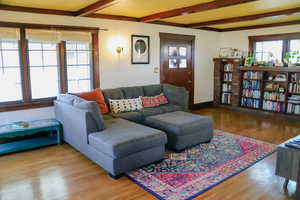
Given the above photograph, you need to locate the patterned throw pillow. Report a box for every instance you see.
[140,93,169,108]
[109,98,143,113]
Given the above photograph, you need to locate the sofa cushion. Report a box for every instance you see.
[73,97,105,131]
[88,118,167,158]
[57,94,77,104]
[159,104,182,113]
[76,88,109,114]
[110,111,144,122]
[143,84,162,96]
[121,86,144,99]
[109,98,143,113]
[141,107,163,117]
[102,88,124,105]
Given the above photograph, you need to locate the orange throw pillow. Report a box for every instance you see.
[76,88,109,114]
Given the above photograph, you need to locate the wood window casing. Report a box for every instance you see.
[249,32,300,63]
[0,22,99,112]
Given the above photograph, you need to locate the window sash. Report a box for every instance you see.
[0,25,99,112]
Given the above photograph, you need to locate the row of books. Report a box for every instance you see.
[291,73,300,83]
[289,83,300,94]
[242,89,261,99]
[221,93,231,104]
[287,95,300,115]
[223,72,233,82]
[262,100,285,113]
[242,80,261,90]
[241,97,260,109]
[224,63,233,72]
[263,92,285,102]
[243,71,263,80]
[222,83,232,92]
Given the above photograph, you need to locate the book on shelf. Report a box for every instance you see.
[221,93,231,104]
[243,71,263,80]
[242,89,261,98]
[224,63,233,72]
[263,92,285,102]
[289,83,300,94]
[242,80,261,90]
[287,95,300,115]
[223,73,232,81]
[291,73,300,83]
[262,100,285,113]
[241,97,260,109]
[222,83,232,92]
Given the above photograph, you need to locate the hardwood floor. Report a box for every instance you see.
[1,107,300,200]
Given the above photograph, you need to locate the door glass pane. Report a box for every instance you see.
[179,47,187,56]
[179,59,187,68]
[169,59,177,68]
[0,40,23,103]
[169,47,178,56]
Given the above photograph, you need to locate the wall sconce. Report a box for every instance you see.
[116,46,123,54]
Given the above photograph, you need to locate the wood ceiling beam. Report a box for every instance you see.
[75,0,118,17]
[189,7,300,28]
[139,0,258,22]
[0,4,74,16]
[221,20,300,32]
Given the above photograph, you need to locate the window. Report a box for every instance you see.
[249,33,300,65]
[290,39,300,64]
[28,41,59,99]
[0,40,22,103]
[0,24,99,112]
[66,41,92,93]
[254,40,283,62]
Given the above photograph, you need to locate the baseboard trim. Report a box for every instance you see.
[191,101,213,110]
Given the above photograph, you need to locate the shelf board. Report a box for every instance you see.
[263,99,285,103]
[240,66,300,72]
[241,96,261,100]
[243,78,262,81]
[264,80,287,83]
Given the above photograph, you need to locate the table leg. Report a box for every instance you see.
[56,127,61,145]
[283,179,289,191]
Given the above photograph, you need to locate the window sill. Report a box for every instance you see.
[0,101,54,112]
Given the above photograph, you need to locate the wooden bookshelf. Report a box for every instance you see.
[213,60,300,120]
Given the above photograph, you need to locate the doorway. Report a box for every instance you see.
[159,32,195,105]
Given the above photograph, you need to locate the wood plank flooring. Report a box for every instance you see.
[1,107,300,200]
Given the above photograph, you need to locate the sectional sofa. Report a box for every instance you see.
[55,84,213,178]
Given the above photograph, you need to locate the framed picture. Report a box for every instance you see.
[131,35,150,64]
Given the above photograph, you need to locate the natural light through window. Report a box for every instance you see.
[66,41,92,93]
[28,41,59,99]
[290,39,300,64]
[255,40,283,62]
[0,40,23,103]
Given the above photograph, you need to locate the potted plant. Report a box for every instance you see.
[283,51,300,67]
[245,52,254,66]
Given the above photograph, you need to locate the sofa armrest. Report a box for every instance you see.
[162,84,189,112]
[54,101,98,150]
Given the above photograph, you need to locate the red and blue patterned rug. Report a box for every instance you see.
[127,130,276,200]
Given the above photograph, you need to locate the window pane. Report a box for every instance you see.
[29,51,43,66]
[179,59,187,68]
[28,41,59,99]
[2,51,20,67]
[290,39,300,64]
[0,40,22,103]
[179,47,187,56]
[43,51,57,66]
[66,42,92,93]
[254,40,283,62]
[30,67,59,99]
[169,59,177,68]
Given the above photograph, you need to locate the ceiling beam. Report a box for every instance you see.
[139,0,258,22]
[221,20,300,32]
[189,7,300,28]
[0,4,74,16]
[75,0,118,17]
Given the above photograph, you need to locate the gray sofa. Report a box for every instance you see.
[55,84,189,178]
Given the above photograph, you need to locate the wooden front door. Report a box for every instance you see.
[159,33,195,105]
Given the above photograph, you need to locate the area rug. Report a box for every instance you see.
[127,130,276,200]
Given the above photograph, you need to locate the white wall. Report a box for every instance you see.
[0,10,220,124]
[219,24,300,52]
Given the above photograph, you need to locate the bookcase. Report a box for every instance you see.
[214,58,300,119]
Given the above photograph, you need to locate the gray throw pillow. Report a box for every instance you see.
[57,94,77,104]
[73,96,105,131]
